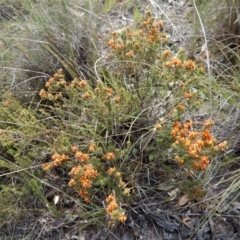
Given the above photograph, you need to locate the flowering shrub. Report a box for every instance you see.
[0,10,228,227]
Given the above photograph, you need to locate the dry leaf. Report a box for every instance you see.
[157,183,173,191]
[168,188,179,200]
[54,195,60,205]
[178,195,190,206]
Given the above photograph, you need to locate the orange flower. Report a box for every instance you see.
[78,189,88,197]
[158,20,164,28]
[188,131,199,138]
[196,139,205,148]
[39,89,47,99]
[105,88,114,97]
[183,59,196,70]
[217,141,228,151]
[177,104,186,111]
[172,57,182,67]
[175,155,185,165]
[126,50,134,58]
[82,92,91,99]
[88,143,96,152]
[75,151,90,162]
[106,201,118,213]
[102,152,115,160]
[202,129,212,140]
[113,96,121,103]
[184,92,194,99]
[200,163,207,170]
[68,178,76,187]
[111,31,118,37]
[200,156,209,165]
[133,42,139,48]
[107,167,116,175]
[3,100,11,106]
[60,79,67,86]
[71,145,79,152]
[183,121,193,129]
[204,119,214,128]
[193,161,199,170]
[119,213,127,223]
[42,163,53,171]
[155,123,162,130]
[79,176,92,188]
[69,165,81,176]
[84,197,90,203]
[164,61,172,67]
[162,50,171,58]
[183,138,191,147]
[78,80,88,88]
[106,194,115,203]
[51,153,68,166]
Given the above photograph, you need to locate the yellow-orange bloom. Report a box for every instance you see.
[69,165,81,176]
[42,163,53,171]
[82,92,91,99]
[79,176,92,188]
[172,57,182,67]
[88,143,96,152]
[108,167,116,175]
[155,123,162,130]
[204,119,214,128]
[106,194,115,204]
[105,88,114,97]
[84,197,90,203]
[113,96,121,103]
[202,129,212,140]
[177,104,186,111]
[39,89,47,99]
[102,152,115,160]
[71,145,79,152]
[217,141,228,151]
[183,59,196,70]
[193,161,199,170]
[119,213,127,223]
[200,156,209,165]
[75,151,90,162]
[68,178,76,187]
[184,92,194,99]
[106,201,118,213]
[78,80,88,88]
[126,50,134,58]
[78,189,88,197]
[162,50,171,58]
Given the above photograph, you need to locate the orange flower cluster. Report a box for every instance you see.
[102,152,115,160]
[164,58,196,70]
[172,119,227,171]
[108,12,168,61]
[105,194,127,226]
[82,92,91,99]
[105,88,114,98]
[39,69,66,101]
[68,163,98,203]
[42,153,69,170]
[88,143,96,152]
[69,164,98,188]
[45,68,66,89]
[75,151,90,162]
[78,80,88,88]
